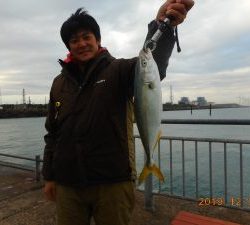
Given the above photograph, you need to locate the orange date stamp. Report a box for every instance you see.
[198,197,250,207]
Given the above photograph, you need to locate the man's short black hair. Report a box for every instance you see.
[60,8,101,49]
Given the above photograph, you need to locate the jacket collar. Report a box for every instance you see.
[58,48,114,86]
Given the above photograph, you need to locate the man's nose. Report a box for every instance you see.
[78,38,87,47]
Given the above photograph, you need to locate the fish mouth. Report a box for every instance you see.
[140,49,152,60]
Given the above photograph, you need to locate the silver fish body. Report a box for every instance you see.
[134,48,164,185]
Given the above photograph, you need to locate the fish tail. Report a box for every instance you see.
[138,163,164,185]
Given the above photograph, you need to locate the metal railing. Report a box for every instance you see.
[1,119,250,212]
[0,153,42,181]
[161,119,250,125]
[135,119,250,211]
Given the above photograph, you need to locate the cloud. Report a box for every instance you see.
[162,66,250,104]
[0,0,250,104]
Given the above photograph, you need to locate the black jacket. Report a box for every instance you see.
[42,20,175,186]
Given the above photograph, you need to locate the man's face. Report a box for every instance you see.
[68,30,100,63]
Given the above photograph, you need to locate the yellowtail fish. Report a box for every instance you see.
[134,48,164,185]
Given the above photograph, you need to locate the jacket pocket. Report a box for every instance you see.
[53,139,87,185]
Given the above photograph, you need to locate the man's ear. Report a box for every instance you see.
[97,39,101,47]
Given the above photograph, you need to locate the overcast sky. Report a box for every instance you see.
[0,0,250,105]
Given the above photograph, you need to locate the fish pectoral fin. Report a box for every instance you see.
[138,163,165,185]
[148,81,155,89]
[152,130,162,151]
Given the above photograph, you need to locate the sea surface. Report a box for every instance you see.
[1,107,250,204]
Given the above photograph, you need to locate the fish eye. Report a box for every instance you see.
[141,59,147,67]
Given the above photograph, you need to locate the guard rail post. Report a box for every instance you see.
[35,155,41,182]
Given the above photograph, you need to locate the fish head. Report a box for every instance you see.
[138,48,157,83]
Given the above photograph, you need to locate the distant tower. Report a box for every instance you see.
[0,87,2,106]
[22,89,26,105]
[170,85,174,105]
[238,96,242,105]
[28,96,31,105]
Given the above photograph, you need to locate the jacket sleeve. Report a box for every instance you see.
[145,20,176,80]
[42,85,57,181]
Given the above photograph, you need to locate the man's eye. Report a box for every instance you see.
[83,35,90,40]
[69,39,77,44]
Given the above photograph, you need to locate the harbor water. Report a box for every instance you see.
[1,107,250,201]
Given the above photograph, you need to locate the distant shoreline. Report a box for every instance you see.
[0,104,248,119]
[163,103,248,111]
[0,110,47,119]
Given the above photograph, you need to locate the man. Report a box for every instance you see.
[42,1,194,225]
